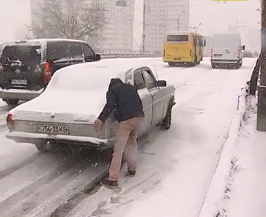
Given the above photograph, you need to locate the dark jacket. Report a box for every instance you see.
[98,78,145,123]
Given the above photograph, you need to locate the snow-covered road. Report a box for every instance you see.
[0,57,257,217]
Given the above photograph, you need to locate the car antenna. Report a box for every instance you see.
[152,57,159,79]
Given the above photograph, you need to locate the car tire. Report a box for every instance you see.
[168,62,176,66]
[211,63,216,68]
[235,62,240,69]
[160,104,173,130]
[192,56,197,66]
[4,99,19,106]
[35,142,51,153]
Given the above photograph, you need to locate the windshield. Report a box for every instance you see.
[0,45,41,66]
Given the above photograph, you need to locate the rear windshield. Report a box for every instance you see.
[212,34,240,48]
[167,35,188,42]
[0,45,41,66]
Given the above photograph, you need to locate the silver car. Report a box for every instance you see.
[5,61,176,152]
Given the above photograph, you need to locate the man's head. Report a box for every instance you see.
[109,78,123,88]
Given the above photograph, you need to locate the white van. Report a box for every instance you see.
[210,33,245,69]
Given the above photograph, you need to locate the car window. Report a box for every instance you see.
[134,70,145,90]
[142,69,156,89]
[47,41,69,63]
[69,42,84,62]
[0,45,41,66]
[82,44,94,61]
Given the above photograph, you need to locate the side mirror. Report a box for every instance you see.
[157,80,167,87]
[242,45,245,50]
[95,54,101,61]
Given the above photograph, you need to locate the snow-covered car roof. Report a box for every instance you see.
[1,38,87,47]
[47,60,147,91]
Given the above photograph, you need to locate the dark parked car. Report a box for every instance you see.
[0,39,101,105]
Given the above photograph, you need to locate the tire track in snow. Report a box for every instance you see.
[0,153,40,179]
[0,147,111,217]
[0,132,157,217]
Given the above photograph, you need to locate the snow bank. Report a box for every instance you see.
[223,111,266,217]
[198,79,250,217]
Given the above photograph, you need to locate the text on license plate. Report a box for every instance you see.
[11,79,27,85]
[37,125,69,134]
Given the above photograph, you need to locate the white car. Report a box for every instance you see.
[5,61,176,152]
[210,33,245,69]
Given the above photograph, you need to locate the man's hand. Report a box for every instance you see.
[94,119,103,131]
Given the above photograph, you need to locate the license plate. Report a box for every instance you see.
[37,125,69,134]
[214,54,222,57]
[11,79,27,85]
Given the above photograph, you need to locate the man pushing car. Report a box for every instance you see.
[94,78,144,188]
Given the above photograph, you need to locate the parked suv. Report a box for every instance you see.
[0,39,101,105]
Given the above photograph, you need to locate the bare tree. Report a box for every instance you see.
[29,0,105,44]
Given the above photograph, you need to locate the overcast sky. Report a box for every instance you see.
[0,0,261,51]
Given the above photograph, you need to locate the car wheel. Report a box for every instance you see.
[168,62,176,66]
[4,99,19,106]
[211,63,216,68]
[235,62,240,69]
[35,142,51,153]
[191,56,197,66]
[160,104,172,130]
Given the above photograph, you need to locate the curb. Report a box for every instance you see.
[198,87,248,217]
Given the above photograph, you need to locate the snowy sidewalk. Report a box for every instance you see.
[223,107,266,217]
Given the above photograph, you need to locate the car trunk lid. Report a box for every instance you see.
[11,89,107,123]
[11,92,113,139]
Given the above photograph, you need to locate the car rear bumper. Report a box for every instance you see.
[0,88,44,100]
[163,57,193,63]
[6,131,115,150]
[211,59,240,64]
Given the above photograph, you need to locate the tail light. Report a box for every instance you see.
[237,49,241,58]
[6,113,14,125]
[44,62,52,84]
[211,49,213,58]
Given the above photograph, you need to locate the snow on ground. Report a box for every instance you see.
[0,57,257,216]
[219,103,266,217]
[65,58,257,217]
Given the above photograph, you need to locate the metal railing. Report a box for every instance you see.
[96,50,162,59]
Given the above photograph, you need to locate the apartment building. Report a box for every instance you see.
[143,0,189,52]
[30,0,135,51]
[93,0,135,51]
